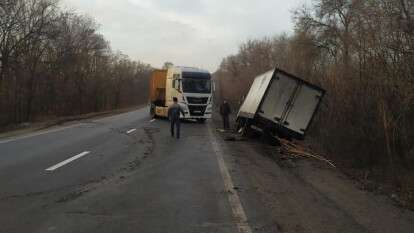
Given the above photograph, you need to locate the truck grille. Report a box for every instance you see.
[187,97,209,104]
[188,105,206,116]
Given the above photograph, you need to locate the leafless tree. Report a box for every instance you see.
[215,0,414,199]
[0,0,152,127]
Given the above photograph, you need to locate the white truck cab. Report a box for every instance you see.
[149,66,213,122]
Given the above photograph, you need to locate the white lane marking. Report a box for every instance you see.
[0,124,82,144]
[45,151,90,171]
[126,129,137,134]
[150,119,156,123]
[208,127,253,233]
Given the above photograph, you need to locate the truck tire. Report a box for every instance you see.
[236,117,249,136]
[197,118,206,124]
[150,104,156,119]
[261,127,280,146]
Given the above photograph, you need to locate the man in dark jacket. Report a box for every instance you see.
[220,100,231,130]
[168,97,185,139]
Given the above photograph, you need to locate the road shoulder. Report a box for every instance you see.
[212,126,414,233]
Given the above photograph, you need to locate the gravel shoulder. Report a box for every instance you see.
[213,126,414,233]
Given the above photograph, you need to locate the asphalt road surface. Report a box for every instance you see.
[0,108,268,233]
[2,108,414,233]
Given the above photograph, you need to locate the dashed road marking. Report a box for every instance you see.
[126,129,137,134]
[150,119,156,123]
[45,151,90,172]
[208,126,253,233]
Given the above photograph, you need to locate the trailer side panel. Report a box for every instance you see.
[149,69,167,103]
[237,69,274,119]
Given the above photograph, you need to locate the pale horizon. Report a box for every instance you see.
[61,0,311,72]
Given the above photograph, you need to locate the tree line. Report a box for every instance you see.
[215,0,414,193]
[0,0,152,128]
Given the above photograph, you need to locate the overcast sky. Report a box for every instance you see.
[60,0,311,72]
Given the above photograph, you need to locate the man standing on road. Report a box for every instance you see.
[220,100,231,130]
[168,97,185,139]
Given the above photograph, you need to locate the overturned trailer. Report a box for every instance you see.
[237,68,325,140]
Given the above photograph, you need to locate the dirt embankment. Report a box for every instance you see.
[223,139,414,233]
[213,110,414,211]
[213,115,414,233]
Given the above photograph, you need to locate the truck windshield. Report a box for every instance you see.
[182,72,211,94]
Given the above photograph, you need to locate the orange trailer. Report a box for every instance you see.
[149,69,167,105]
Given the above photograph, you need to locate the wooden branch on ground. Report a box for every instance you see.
[279,138,336,168]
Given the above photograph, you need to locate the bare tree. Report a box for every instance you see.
[216,0,414,198]
[0,0,152,127]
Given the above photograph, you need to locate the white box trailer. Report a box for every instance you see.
[237,68,325,140]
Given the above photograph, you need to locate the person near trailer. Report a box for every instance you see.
[168,97,185,139]
[219,100,232,130]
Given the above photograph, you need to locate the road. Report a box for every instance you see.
[2,108,414,233]
[0,108,269,233]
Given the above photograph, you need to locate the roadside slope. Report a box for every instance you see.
[214,130,414,233]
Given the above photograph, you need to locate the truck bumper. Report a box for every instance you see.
[181,104,212,119]
[182,113,212,119]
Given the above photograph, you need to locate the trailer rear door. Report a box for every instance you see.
[258,72,298,124]
[284,84,323,135]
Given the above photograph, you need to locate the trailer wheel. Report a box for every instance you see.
[236,117,250,136]
[150,104,156,118]
[261,127,280,146]
[196,118,206,124]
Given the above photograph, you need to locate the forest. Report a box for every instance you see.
[0,0,152,128]
[215,0,414,202]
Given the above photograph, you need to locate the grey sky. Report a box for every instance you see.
[60,0,310,72]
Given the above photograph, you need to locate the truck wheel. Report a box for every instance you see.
[261,128,280,146]
[150,104,156,118]
[197,118,206,124]
[237,118,249,135]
